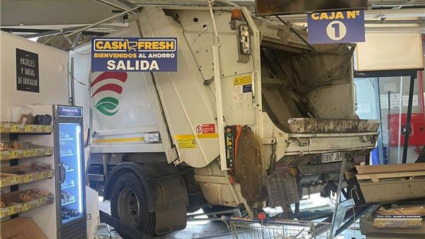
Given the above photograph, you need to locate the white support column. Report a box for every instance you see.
[208,0,228,171]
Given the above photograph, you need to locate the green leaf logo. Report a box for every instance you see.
[91,72,127,116]
[95,97,119,116]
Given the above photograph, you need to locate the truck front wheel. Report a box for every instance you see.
[110,173,156,237]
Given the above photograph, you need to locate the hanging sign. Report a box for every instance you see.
[307,10,365,44]
[16,49,39,93]
[91,37,177,72]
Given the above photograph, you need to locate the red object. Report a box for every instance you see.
[388,114,425,146]
[195,123,216,134]
[258,213,266,220]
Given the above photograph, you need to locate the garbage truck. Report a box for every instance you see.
[84,5,379,237]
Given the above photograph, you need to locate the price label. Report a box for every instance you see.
[31,149,38,157]
[25,125,35,132]
[11,176,20,184]
[36,125,44,132]
[0,209,8,218]
[44,126,52,133]
[21,203,30,211]
[23,175,32,183]
[0,151,9,160]
[38,172,46,179]
[0,179,6,187]
[8,206,18,215]
[35,148,43,155]
[37,198,46,206]
[45,148,53,155]
[47,171,54,178]
[9,150,19,159]
[23,150,32,157]
[10,124,21,132]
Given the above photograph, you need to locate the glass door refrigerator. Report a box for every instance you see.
[54,105,87,239]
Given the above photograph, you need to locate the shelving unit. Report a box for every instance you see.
[0,120,55,228]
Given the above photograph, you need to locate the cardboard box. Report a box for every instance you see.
[0,217,47,239]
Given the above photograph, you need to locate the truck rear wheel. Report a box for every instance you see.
[110,173,156,237]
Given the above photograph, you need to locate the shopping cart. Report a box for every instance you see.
[222,216,331,239]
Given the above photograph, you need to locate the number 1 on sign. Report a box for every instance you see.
[326,21,347,41]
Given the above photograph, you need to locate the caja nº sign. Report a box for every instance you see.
[307,10,365,44]
[310,10,362,20]
[91,37,177,72]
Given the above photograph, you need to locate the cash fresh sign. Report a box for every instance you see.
[91,37,177,72]
[307,10,365,44]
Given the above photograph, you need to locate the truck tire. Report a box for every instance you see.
[110,172,156,237]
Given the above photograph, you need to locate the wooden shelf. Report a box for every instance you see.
[0,123,53,134]
[0,169,54,188]
[0,197,50,219]
[0,123,52,134]
[0,190,53,219]
[62,200,76,206]
[0,147,53,161]
[60,153,74,157]
[62,184,75,190]
[60,138,74,141]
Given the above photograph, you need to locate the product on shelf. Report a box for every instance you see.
[0,201,5,208]
[61,191,76,205]
[33,115,52,125]
[1,164,51,175]
[62,207,80,220]
[30,163,51,172]
[62,180,75,187]
[18,113,34,125]
[60,149,73,155]
[61,162,74,172]
[1,189,53,206]
[59,132,71,140]
[0,141,34,151]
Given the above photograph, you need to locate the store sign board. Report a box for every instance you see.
[307,10,365,44]
[58,106,83,118]
[16,49,39,93]
[91,37,177,72]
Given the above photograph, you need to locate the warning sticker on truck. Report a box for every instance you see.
[233,75,252,100]
[195,124,215,134]
[233,75,252,86]
[174,135,196,149]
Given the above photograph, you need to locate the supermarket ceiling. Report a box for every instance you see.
[1,0,424,46]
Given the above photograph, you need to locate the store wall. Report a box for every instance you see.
[0,32,69,121]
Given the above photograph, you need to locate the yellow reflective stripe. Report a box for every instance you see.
[174,133,218,140]
[92,137,145,143]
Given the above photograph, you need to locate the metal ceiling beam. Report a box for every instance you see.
[93,0,129,11]
[64,6,140,38]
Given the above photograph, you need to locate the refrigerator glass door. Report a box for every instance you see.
[59,122,84,224]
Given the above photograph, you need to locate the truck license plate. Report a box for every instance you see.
[321,152,344,163]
